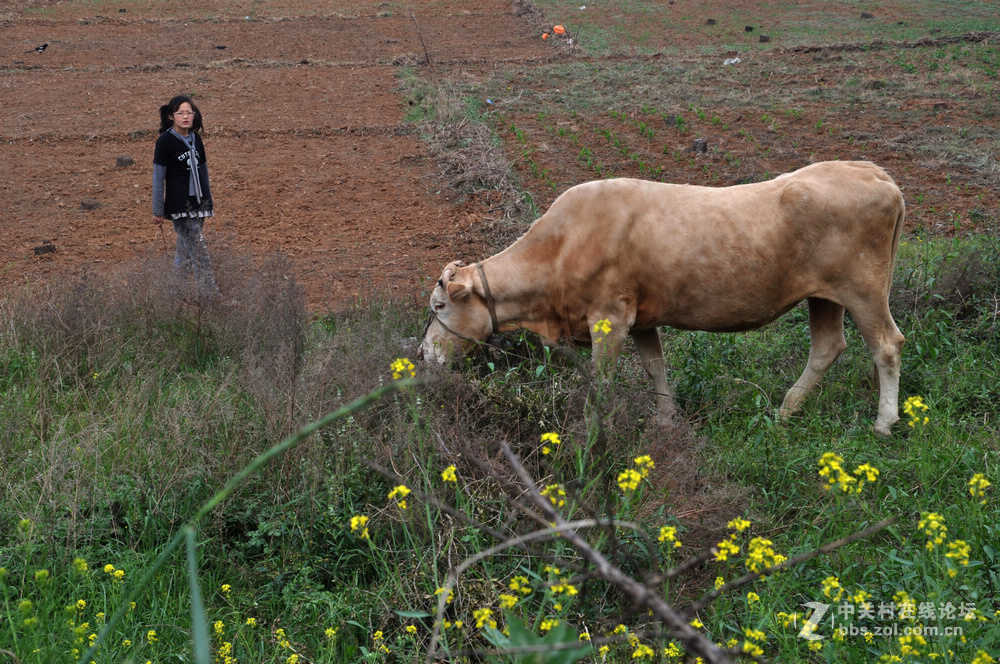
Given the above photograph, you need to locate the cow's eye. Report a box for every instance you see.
[433,301,446,311]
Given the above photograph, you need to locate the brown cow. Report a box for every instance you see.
[419,161,906,434]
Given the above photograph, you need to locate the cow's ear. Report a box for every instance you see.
[446,281,471,300]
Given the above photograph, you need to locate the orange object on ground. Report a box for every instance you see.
[553,24,566,35]
[542,32,549,39]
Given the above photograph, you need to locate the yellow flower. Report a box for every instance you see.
[441,465,458,483]
[509,576,532,595]
[744,627,766,642]
[540,432,561,455]
[122,638,132,647]
[658,526,682,548]
[76,599,86,611]
[103,564,115,574]
[388,484,411,509]
[968,473,991,504]
[499,593,519,609]
[473,607,497,629]
[745,537,787,573]
[543,565,561,576]
[742,640,764,657]
[246,617,258,627]
[220,583,231,595]
[287,654,299,664]
[945,539,971,567]
[714,576,725,590]
[918,512,947,550]
[579,631,592,641]
[405,624,417,634]
[324,626,337,638]
[113,569,125,582]
[634,454,655,477]
[613,624,628,634]
[746,591,760,603]
[72,558,89,574]
[817,452,860,493]
[592,319,612,336]
[822,576,844,601]
[971,650,995,664]
[598,645,610,656]
[540,618,560,633]
[390,357,416,380]
[34,569,50,583]
[632,642,655,659]
[713,537,740,562]
[902,395,930,427]
[617,468,642,492]
[349,514,370,540]
[146,629,158,644]
[727,517,751,532]
[690,618,704,629]
[541,483,567,508]
[434,586,454,603]
[214,620,225,635]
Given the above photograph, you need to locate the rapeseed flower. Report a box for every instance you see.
[746,591,760,603]
[632,642,655,659]
[968,473,991,504]
[727,517,751,532]
[541,483,567,508]
[246,617,258,627]
[372,630,389,654]
[540,618,559,633]
[441,465,457,483]
[405,624,418,634]
[76,599,86,611]
[817,452,858,493]
[349,514,370,540]
[971,651,995,664]
[918,512,947,550]
[72,558,89,574]
[220,583,231,595]
[745,537,786,573]
[147,630,158,644]
[499,593,519,609]
[741,641,764,657]
[658,525,682,548]
[945,539,971,567]
[617,468,642,492]
[713,537,740,562]
[902,395,929,427]
[434,586,454,603]
[714,576,725,590]
[324,626,337,638]
[33,569,49,584]
[592,319,612,336]
[509,576,532,595]
[388,484,411,509]
[540,432,561,455]
[822,576,844,601]
[214,620,225,635]
[634,454,655,477]
[390,357,415,380]
[473,607,497,629]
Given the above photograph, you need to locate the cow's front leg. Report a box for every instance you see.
[631,327,678,426]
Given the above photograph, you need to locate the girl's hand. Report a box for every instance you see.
[154,216,165,226]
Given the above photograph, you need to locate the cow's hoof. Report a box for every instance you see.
[873,420,896,436]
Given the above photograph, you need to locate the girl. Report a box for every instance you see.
[152,94,217,294]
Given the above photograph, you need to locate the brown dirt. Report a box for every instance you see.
[2,0,997,313]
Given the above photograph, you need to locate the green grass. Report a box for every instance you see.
[1,234,998,663]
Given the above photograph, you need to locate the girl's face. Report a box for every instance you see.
[171,102,195,133]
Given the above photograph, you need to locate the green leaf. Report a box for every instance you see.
[394,609,432,619]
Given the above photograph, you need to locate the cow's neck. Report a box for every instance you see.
[479,237,566,343]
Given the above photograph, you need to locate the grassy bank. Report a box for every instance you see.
[1,233,997,663]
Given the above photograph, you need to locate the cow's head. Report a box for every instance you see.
[418,260,495,363]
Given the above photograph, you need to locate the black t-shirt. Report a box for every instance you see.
[153,130,212,217]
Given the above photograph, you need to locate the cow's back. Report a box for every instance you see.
[523,161,903,332]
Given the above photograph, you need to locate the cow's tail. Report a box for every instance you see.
[887,186,906,295]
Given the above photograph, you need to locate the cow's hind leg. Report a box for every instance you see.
[631,327,677,426]
[847,300,905,436]
[779,297,847,422]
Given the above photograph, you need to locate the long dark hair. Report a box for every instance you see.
[158,95,203,133]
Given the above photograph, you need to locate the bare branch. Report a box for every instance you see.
[499,442,734,664]
[687,515,899,616]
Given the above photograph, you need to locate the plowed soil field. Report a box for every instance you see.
[3,1,997,311]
